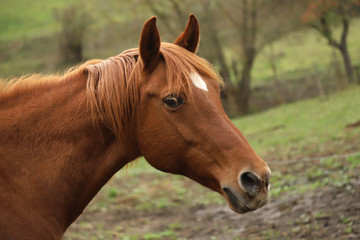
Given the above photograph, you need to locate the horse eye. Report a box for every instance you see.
[163,95,185,109]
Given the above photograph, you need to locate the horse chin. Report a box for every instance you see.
[222,186,268,214]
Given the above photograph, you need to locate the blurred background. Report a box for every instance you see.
[1,0,360,239]
[1,0,360,116]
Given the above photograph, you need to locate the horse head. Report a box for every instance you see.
[133,15,271,214]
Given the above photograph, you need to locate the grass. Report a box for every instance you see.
[270,153,360,198]
[233,85,360,159]
[234,85,360,198]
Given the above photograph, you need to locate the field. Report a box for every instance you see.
[63,85,360,240]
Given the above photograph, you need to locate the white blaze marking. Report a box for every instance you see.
[190,72,208,92]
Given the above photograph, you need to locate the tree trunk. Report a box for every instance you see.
[319,11,354,85]
[338,3,354,84]
[211,34,241,117]
[62,42,83,64]
[238,47,256,114]
[202,2,241,117]
[55,4,88,65]
[339,44,354,84]
[237,0,257,115]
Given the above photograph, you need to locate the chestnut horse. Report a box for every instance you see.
[0,15,270,239]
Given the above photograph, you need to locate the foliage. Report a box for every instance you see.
[301,0,360,25]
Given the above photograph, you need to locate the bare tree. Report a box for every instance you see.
[200,1,241,116]
[218,0,300,114]
[301,0,360,84]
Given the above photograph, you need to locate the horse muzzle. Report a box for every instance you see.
[221,170,271,214]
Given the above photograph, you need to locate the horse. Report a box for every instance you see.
[0,15,271,239]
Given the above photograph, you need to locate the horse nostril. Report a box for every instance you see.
[240,171,260,199]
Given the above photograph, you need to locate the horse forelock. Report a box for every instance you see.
[160,43,223,97]
[85,43,223,140]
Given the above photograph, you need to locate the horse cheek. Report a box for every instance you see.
[137,118,185,174]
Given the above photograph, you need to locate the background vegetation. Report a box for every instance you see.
[1,0,360,239]
[1,0,360,115]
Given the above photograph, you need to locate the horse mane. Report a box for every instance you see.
[1,43,223,141]
[0,74,62,97]
[0,61,100,99]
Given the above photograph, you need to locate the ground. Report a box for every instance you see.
[64,153,360,240]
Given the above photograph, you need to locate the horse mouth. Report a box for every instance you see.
[222,186,266,214]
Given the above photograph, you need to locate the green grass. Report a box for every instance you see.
[233,85,360,159]
[231,85,360,198]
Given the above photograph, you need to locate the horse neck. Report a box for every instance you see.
[0,76,139,238]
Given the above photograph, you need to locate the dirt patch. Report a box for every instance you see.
[200,182,360,240]
[64,172,360,240]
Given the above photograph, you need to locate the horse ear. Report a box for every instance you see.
[174,14,200,53]
[139,17,161,71]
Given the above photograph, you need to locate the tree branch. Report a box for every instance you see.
[312,13,341,49]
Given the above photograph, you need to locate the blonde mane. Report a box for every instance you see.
[1,43,223,141]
